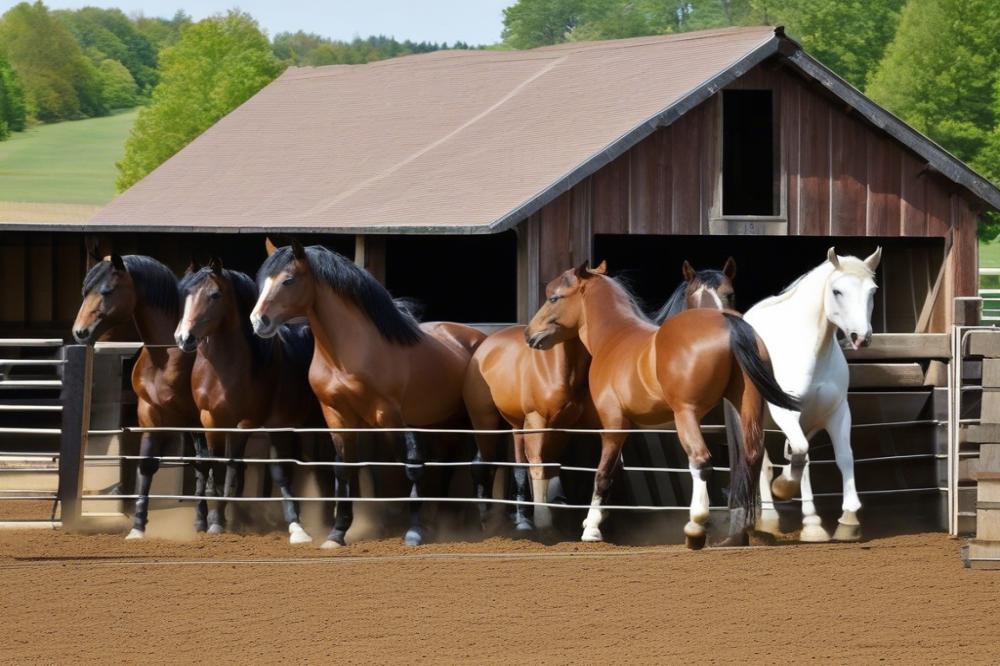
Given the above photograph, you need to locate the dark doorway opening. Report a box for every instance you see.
[385,231,517,323]
[593,234,945,333]
[722,90,776,216]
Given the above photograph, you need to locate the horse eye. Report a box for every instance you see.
[548,294,560,304]
[833,289,842,297]
[210,292,222,300]
[99,287,114,296]
[282,277,296,286]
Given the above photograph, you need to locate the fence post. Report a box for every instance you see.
[57,344,93,531]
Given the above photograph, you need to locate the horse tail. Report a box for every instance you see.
[722,313,799,412]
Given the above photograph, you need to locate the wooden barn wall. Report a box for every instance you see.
[522,60,981,329]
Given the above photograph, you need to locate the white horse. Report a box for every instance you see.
[743,247,881,542]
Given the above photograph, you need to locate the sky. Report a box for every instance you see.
[1,0,511,45]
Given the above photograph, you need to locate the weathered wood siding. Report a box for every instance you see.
[522,59,981,329]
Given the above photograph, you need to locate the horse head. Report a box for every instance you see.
[175,258,236,352]
[682,257,736,311]
[73,254,137,344]
[824,246,881,350]
[525,260,607,350]
[251,238,315,339]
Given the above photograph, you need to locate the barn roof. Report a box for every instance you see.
[72,26,1000,234]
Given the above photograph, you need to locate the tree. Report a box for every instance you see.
[55,6,158,93]
[502,0,585,48]
[98,58,138,108]
[752,0,904,89]
[0,1,105,121]
[116,11,282,191]
[134,11,191,52]
[0,52,26,135]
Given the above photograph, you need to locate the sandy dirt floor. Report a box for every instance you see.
[0,530,996,664]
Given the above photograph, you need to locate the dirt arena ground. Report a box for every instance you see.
[0,529,996,665]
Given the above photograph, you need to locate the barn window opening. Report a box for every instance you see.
[722,90,777,216]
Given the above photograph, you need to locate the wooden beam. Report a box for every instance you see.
[57,345,93,531]
[847,363,925,388]
[354,235,386,284]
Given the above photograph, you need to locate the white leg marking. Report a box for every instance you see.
[531,478,552,530]
[689,461,710,527]
[581,493,604,542]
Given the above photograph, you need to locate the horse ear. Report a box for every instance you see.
[110,254,126,271]
[864,246,883,272]
[209,256,223,275]
[574,261,590,279]
[682,260,696,283]
[87,241,102,263]
[827,247,841,269]
[723,257,737,279]
[590,260,607,275]
[265,237,278,257]
[185,256,201,274]
[291,239,306,260]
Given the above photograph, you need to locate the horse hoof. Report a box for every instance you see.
[207,524,225,535]
[800,523,831,543]
[194,521,208,533]
[713,532,749,548]
[404,527,425,547]
[685,533,707,550]
[125,528,145,540]
[581,526,603,542]
[770,475,800,501]
[833,522,861,542]
[514,518,535,532]
[320,539,343,550]
[288,524,313,545]
[755,508,781,536]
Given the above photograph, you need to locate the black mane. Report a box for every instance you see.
[258,245,422,346]
[652,269,726,324]
[82,255,180,319]
[179,267,276,368]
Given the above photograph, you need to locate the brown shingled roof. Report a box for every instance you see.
[88,26,780,233]
[75,25,1000,234]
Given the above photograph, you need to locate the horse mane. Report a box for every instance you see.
[600,274,653,324]
[752,254,874,311]
[652,269,726,325]
[179,267,275,368]
[258,245,423,346]
[82,255,179,319]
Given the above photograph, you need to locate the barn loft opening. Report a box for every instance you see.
[722,90,777,216]
[384,231,517,323]
[592,234,946,333]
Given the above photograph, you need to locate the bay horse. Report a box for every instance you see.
[250,239,486,547]
[175,258,319,544]
[464,258,738,533]
[524,261,799,548]
[743,247,880,542]
[73,254,208,539]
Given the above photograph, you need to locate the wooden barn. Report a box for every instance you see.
[4,26,1000,538]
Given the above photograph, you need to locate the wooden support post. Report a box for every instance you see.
[354,235,386,284]
[57,344,93,531]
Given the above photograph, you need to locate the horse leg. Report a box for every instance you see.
[126,431,166,540]
[768,407,810,501]
[270,432,311,544]
[674,409,713,550]
[469,416,504,532]
[205,431,228,534]
[186,431,210,533]
[828,401,861,542]
[524,412,560,531]
[402,431,428,546]
[322,432,358,549]
[581,415,627,543]
[799,445,831,542]
[212,432,248,534]
[511,428,534,532]
[756,448,781,536]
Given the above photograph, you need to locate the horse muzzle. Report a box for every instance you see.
[250,312,278,338]
[175,332,199,353]
[848,331,872,350]
[525,330,555,350]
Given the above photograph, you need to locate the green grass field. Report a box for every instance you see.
[0,109,137,206]
[981,239,1000,269]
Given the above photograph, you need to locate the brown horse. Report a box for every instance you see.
[175,258,320,543]
[73,254,208,539]
[524,261,798,548]
[464,259,738,533]
[250,239,486,547]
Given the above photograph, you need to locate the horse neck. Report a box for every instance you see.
[771,264,838,356]
[579,277,652,357]
[132,298,178,348]
[200,301,253,369]
[309,286,386,369]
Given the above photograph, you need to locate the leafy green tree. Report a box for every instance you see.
[98,58,138,108]
[272,32,454,67]
[55,7,158,93]
[133,11,191,52]
[0,1,105,121]
[0,52,26,134]
[502,0,585,48]
[116,11,282,191]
